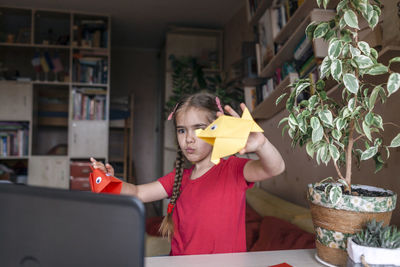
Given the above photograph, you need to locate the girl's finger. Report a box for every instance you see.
[224,105,239,118]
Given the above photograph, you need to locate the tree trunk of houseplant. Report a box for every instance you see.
[308,183,397,266]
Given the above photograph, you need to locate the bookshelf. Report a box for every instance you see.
[248,0,339,120]
[245,0,274,26]
[0,6,111,189]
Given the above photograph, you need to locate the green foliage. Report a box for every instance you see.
[353,219,400,249]
[165,55,243,115]
[278,0,400,187]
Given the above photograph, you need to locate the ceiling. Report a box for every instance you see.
[4,0,244,49]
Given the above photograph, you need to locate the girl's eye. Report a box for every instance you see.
[96,177,102,184]
[210,125,217,130]
[177,129,185,134]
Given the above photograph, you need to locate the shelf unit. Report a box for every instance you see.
[0,6,111,189]
[162,26,223,175]
[245,0,274,26]
[248,0,339,120]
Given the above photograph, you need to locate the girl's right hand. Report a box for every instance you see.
[90,157,115,176]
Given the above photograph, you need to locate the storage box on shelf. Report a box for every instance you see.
[0,6,111,189]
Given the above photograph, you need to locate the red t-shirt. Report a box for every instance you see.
[158,156,253,255]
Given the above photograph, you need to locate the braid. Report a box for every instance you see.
[159,148,185,240]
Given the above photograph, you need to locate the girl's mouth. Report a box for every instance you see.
[186,148,195,154]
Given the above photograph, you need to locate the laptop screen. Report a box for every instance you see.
[0,183,145,267]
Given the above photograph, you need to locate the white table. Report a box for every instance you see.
[145,249,324,267]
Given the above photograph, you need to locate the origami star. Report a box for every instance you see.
[89,167,122,194]
[195,107,263,164]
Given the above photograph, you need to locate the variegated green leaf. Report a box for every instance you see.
[319,110,333,126]
[317,0,322,7]
[332,129,342,140]
[373,114,384,130]
[278,117,288,128]
[358,41,371,56]
[289,113,298,126]
[276,93,287,106]
[365,112,374,126]
[387,73,400,96]
[328,40,343,59]
[306,142,315,158]
[363,121,372,141]
[344,10,359,29]
[336,0,347,12]
[389,133,400,148]
[368,10,379,29]
[312,125,324,143]
[329,185,342,205]
[350,46,361,57]
[296,82,310,97]
[367,64,388,76]
[348,97,356,111]
[323,0,329,9]
[336,118,346,131]
[314,22,329,39]
[331,59,342,81]
[320,57,331,78]
[343,73,359,94]
[389,57,400,66]
[311,116,321,129]
[354,55,374,69]
[329,144,340,161]
[361,146,378,160]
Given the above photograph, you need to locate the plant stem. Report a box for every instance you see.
[345,120,355,191]
[323,133,345,180]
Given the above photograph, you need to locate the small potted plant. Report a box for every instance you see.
[277,0,400,265]
[347,219,400,266]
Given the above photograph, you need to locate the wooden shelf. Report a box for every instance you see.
[0,42,70,49]
[252,73,298,120]
[0,156,29,160]
[248,0,274,26]
[32,81,70,86]
[259,0,337,78]
[378,46,400,65]
[71,83,108,87]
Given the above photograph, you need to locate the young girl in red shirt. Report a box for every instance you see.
[91,92,285,255]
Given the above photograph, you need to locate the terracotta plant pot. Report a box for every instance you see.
[307,183,397,267]
[347,237,400,266]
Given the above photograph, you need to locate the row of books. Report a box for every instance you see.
[73,19,108,48]
[72,88,107,120]
[0,123,29,157]
[72,54,108,84]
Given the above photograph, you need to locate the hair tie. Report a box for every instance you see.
[167,103,179,121]
[215,97,223,114]
[167,203,174,214]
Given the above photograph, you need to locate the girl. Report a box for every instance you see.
[91,92,285,256]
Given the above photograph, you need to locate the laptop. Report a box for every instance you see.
[0,183,145,267]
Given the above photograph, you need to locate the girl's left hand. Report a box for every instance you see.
[221,103,267,155]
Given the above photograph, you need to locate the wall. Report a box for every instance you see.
[111,47,161,186]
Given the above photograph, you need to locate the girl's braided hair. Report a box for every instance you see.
[159,92,221,240]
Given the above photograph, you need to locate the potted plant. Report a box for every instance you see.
[276,0,400,265]
[347,219,400,266]
[165,55,244,113]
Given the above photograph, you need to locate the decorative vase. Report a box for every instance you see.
[347,237,400,266]
[308,183,397,266]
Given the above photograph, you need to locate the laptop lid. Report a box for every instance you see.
[0,183,145,267]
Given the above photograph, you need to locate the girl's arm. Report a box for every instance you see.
[90,158,168,203]
[222,105,285,182]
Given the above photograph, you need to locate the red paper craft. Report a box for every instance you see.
[89,168,122,194]
[269,263,292,267]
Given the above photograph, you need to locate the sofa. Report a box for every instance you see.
[145,186,315,256]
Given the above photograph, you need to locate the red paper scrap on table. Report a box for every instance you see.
[269,263,293,267]
[89,167,122,194]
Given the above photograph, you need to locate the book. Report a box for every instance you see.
[244,86,257,112]
[294,35,312,61]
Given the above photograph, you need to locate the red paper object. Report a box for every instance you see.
[89,168,122,194]
[269,263,292,267]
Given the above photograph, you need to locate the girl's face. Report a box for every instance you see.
[175,107,213,164]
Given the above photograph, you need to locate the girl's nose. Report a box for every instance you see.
[186,131,196,143]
